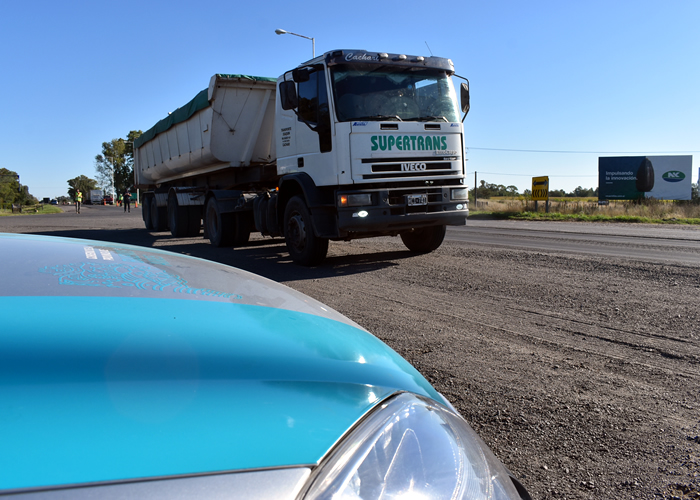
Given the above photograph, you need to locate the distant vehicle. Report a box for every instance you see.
[50,199,58,205]
[41,198,50,204]
[103,195,114,205]
[0,234,530,500]
[89,189,103,205]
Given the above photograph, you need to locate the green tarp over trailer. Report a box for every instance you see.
[134,75,277,149]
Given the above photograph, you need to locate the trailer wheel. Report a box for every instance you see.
[168,194,201,238]
[143,195,154,230]
[234,212,252,245]
[205,197,235,247]
[400,225,446,253]
[283,196,328,266]
[150,196,168,232]
[187,207,202,237]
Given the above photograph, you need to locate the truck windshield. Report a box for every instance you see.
[331,65,459,123]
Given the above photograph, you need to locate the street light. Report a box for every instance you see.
[275,29,315,58]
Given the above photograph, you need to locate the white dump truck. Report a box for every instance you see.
[134,50,470,265]
[89,189,103,205]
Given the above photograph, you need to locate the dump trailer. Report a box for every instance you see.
[134,50,470,265]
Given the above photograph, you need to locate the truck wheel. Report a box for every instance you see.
[168,195,201,238]
[186,207,202,237]
[143,195,154,230]
[400,225,446,253]
[283,196,328,266]
[234,212,252,245]
[150,197,168,232]
[205,197,235,247]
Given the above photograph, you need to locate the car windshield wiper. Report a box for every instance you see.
[353,115,403,122]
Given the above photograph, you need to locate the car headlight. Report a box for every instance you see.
[303,392,523,500]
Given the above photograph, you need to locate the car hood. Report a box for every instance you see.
[0,233,440,491]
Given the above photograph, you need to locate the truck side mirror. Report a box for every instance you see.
[460,82,470,115]
[280,81,298,110]
[292,68,311,83]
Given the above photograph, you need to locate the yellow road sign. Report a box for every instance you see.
[532,176,549,201]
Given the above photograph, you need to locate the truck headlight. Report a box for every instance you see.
[339,194,372,207]
[451,188,469,201]
[303,393,523,500]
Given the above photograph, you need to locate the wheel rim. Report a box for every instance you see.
[287,212,306,252]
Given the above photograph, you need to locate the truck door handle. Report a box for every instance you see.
[298,157,304,168]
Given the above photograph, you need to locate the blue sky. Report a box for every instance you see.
[1,0,698,199]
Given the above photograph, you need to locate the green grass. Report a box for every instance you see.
[0,205,64,216]
[468,210,700,225]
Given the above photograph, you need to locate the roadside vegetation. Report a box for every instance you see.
[470,197,700,224]
[469,181,700,224]
[0,203,64,216]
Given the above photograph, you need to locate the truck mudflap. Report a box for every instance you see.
[336,186,468,237]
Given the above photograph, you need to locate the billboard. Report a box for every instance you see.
[598,156,693,201]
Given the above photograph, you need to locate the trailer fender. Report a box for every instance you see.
[205,190,247,214]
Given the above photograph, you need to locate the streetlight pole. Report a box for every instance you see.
[275,29,315,58]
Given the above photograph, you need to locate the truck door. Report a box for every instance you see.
[294,67,336,186]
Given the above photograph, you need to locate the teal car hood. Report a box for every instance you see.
[0,234,440,491]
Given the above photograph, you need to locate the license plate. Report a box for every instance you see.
[407,194,428,206]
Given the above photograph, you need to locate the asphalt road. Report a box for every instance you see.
[2,206,699,500]
[4,205,700,269]
[449,219,700,265]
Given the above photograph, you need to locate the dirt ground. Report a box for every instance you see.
[285,237,700,500]
[3,210,699,499]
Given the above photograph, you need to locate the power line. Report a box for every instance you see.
[467,147,700,154]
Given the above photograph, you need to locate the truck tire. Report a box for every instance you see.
[205,197,235,247]
[186,207,202,237]
[168,194,201,238]
[234,212,252,245]
[143,195,154,230]
[400,225,446,253]
[150,196,168,232]
[283,196,328,266]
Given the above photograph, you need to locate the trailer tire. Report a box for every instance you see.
[168,194,201,238]
[234,212,252,245]
[150,196,168,232]
[400,225,446,253]
[143,195,154,230]
[187,207,202,237]
[205,197,235,247]
[283,196,328,266]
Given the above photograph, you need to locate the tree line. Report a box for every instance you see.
[0,168,37,207]
[470,180,598,199]
[66,130,142,201]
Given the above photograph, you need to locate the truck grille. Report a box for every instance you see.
[361,157,459,180]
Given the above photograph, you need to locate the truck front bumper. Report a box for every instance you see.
[335,186,468,238]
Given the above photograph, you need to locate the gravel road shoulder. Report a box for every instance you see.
[3,212,699,499]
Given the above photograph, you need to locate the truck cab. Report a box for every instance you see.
[273,50,470,262]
